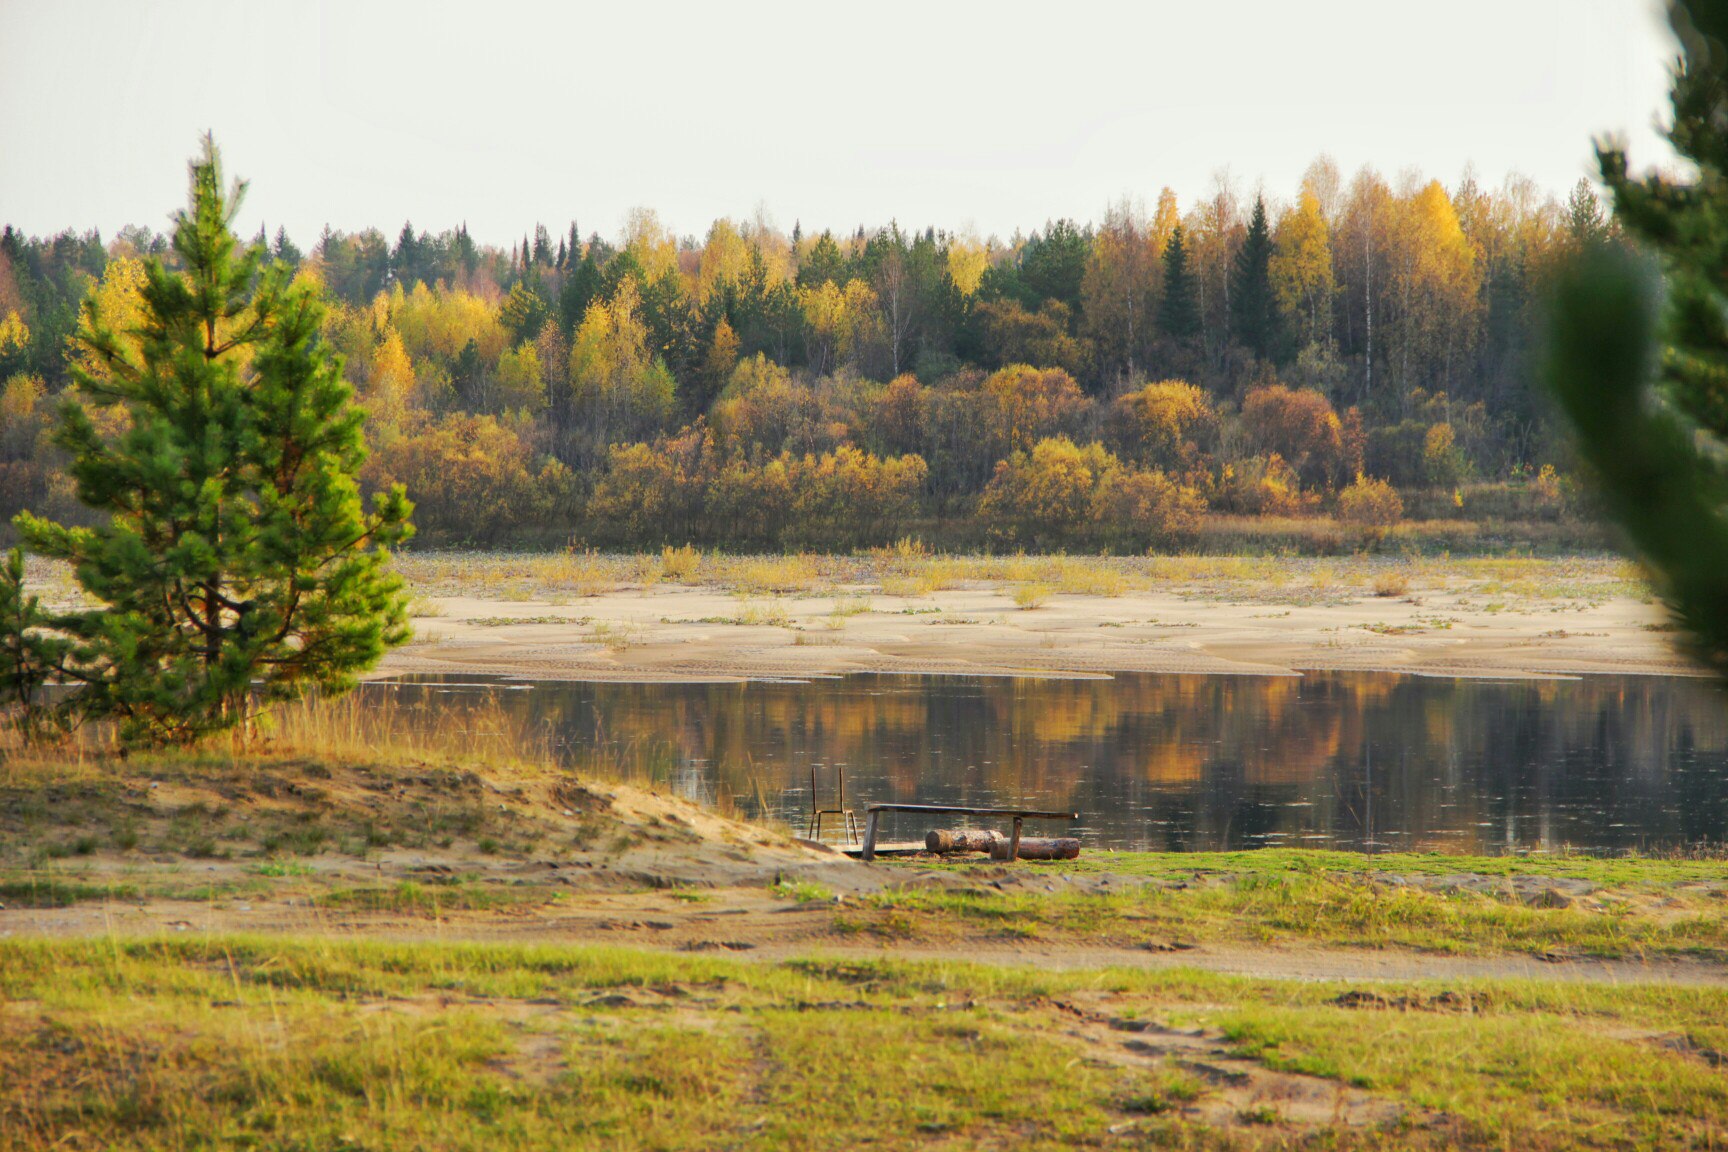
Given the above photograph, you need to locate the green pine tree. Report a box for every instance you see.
[9,136,414,743]
[1230,196,1281,360]
[560,247,603,333]
[501,280,549,345]
[0,546,70,739]
[1545,0,1728,678]
[1157,223,1200,343]
[1565,178,1609,246]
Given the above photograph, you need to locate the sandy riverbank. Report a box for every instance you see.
[383,556,1697,682]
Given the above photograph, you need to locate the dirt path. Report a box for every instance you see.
[10,888,1727,987]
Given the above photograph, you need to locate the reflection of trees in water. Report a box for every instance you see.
[393,673,1728,853]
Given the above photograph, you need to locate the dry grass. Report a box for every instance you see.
[659,544,701,582]
[707,554,824,594]
[1371,570,1411,597]
[589,621,641,651]
[320,550,1659,612]
[735,600,793,628]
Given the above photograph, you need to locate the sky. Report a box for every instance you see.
[0,0,1684,249]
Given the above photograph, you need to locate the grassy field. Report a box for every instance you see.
[2,935,1725,1150]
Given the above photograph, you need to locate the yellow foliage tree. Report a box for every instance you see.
[1385,180,1482,391]
[698,219,751,303]
[704,317,741,389]
[388,282,507,364]
[566,279,675,462]
[712,353,830,458]
[69,256,149,384]
[1270,187,1335,348]
[1082,199,1160,381]
[1150,187,1181,257]
[367,327,415,425]
[946,234,990,298]
[495,342,546,413]
[622,207,680,283]
[799,278,879,376]
[0,311,27,356]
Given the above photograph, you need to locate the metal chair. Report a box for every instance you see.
[806,763,860,845]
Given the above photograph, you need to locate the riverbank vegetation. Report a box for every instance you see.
[6,739,1728,964]
[1,159,1612,552]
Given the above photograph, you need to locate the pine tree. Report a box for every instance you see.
[1230,196,1281,359]
[0,546,69,740]
[501,280,549,345]
[1546,0,1728,678]
[560,247,602,333]
[455,223,479,276]
[1157,224,1200,343]
[9,136,414,743]
[1565,178,1608,245]
[272,226,302,270]
[393,221,421,286]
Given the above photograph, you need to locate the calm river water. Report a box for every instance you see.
[360,671,1728,854]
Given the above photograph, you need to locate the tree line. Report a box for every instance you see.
[0,158,1611,549]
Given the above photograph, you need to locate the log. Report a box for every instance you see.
[925,828,1004,854]
[990,836,1080,861]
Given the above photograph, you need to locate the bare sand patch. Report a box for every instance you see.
[384,570,1694,682]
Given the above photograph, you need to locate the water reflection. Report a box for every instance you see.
[360,672,1728,854]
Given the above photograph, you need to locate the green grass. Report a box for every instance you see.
[1,936,1724,1150]
[931,846,1728,886]
[847,849,1728,959]
[853,876,1728,959]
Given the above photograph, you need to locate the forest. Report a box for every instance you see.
[0,158,1610,551]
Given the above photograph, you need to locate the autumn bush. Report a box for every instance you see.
[364,412,576,544]
[585,434,708,545]
[1336,473,1405,538]
[584,430,926,551]
[978,436,1203,550]
[1106,380,1217,471]
[1216,453,1320,518]
[712,354,841,459]
[783,445,928,549]
[1090,468,1205,548]
[1240,384,1352,487]
[980,364,1089,455]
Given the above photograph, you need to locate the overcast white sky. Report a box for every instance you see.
[0,0,1683,248]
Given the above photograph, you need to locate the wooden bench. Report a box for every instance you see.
[858,803,1078,862]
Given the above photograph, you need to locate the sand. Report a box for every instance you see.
[382,577,1698,683]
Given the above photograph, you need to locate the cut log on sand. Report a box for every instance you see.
[926,828,1004,854]
[990,837,1080,861]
